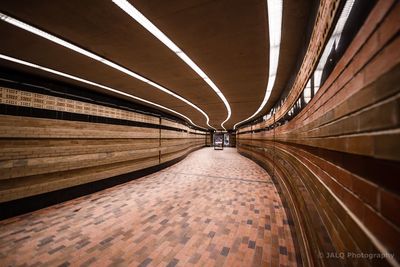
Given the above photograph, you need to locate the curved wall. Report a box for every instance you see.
[0,86,209,205]
[237,1,399,266]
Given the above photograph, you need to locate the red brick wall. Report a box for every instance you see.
[237,1,400,266]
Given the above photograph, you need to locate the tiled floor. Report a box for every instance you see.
[0,148,300,266]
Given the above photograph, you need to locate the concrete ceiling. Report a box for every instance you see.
[0,0,314,130]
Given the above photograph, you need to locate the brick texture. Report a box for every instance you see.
[0,148,300,267]
[237,1,400,266]
[0,90,209,203]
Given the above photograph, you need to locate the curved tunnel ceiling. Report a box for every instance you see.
[0,0,315,131]
[112,0,232,130]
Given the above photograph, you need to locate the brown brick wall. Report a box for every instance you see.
[0,90,209,203]
[237,1,399,266]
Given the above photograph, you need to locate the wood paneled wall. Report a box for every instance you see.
[237,1,399,266]
[0,88,209,203]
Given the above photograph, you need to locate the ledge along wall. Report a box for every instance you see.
[237,1,399,266]
[0,85,209,214]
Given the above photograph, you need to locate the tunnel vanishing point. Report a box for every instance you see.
[0,0,399,266]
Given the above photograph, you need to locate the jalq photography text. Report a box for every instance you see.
[318,252,395,260]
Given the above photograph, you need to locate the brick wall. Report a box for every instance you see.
[0,88,209,203]
[237,1,400,266]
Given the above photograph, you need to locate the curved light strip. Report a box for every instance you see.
[314,0,355,92]
[0,12,215,130]
[112,0,231,130]
[0,54,207,130]
[233,0,282,129]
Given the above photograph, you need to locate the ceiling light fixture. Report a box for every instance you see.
[0,54,207,130]
[112,0,231,130]
[233,0,282,129]
[0,12,215,130]
[314,0,355,92]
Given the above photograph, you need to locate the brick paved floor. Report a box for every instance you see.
[0,148,300,266]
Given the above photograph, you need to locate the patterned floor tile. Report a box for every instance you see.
[0,148,300,266]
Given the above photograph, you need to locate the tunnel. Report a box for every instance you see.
[0,0,399,266]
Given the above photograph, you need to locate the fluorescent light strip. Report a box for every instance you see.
[112,0,231,130]
[233,0,282,129]
[314,0,355,90]
[0,12,215,130]
[0,54,207,130]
